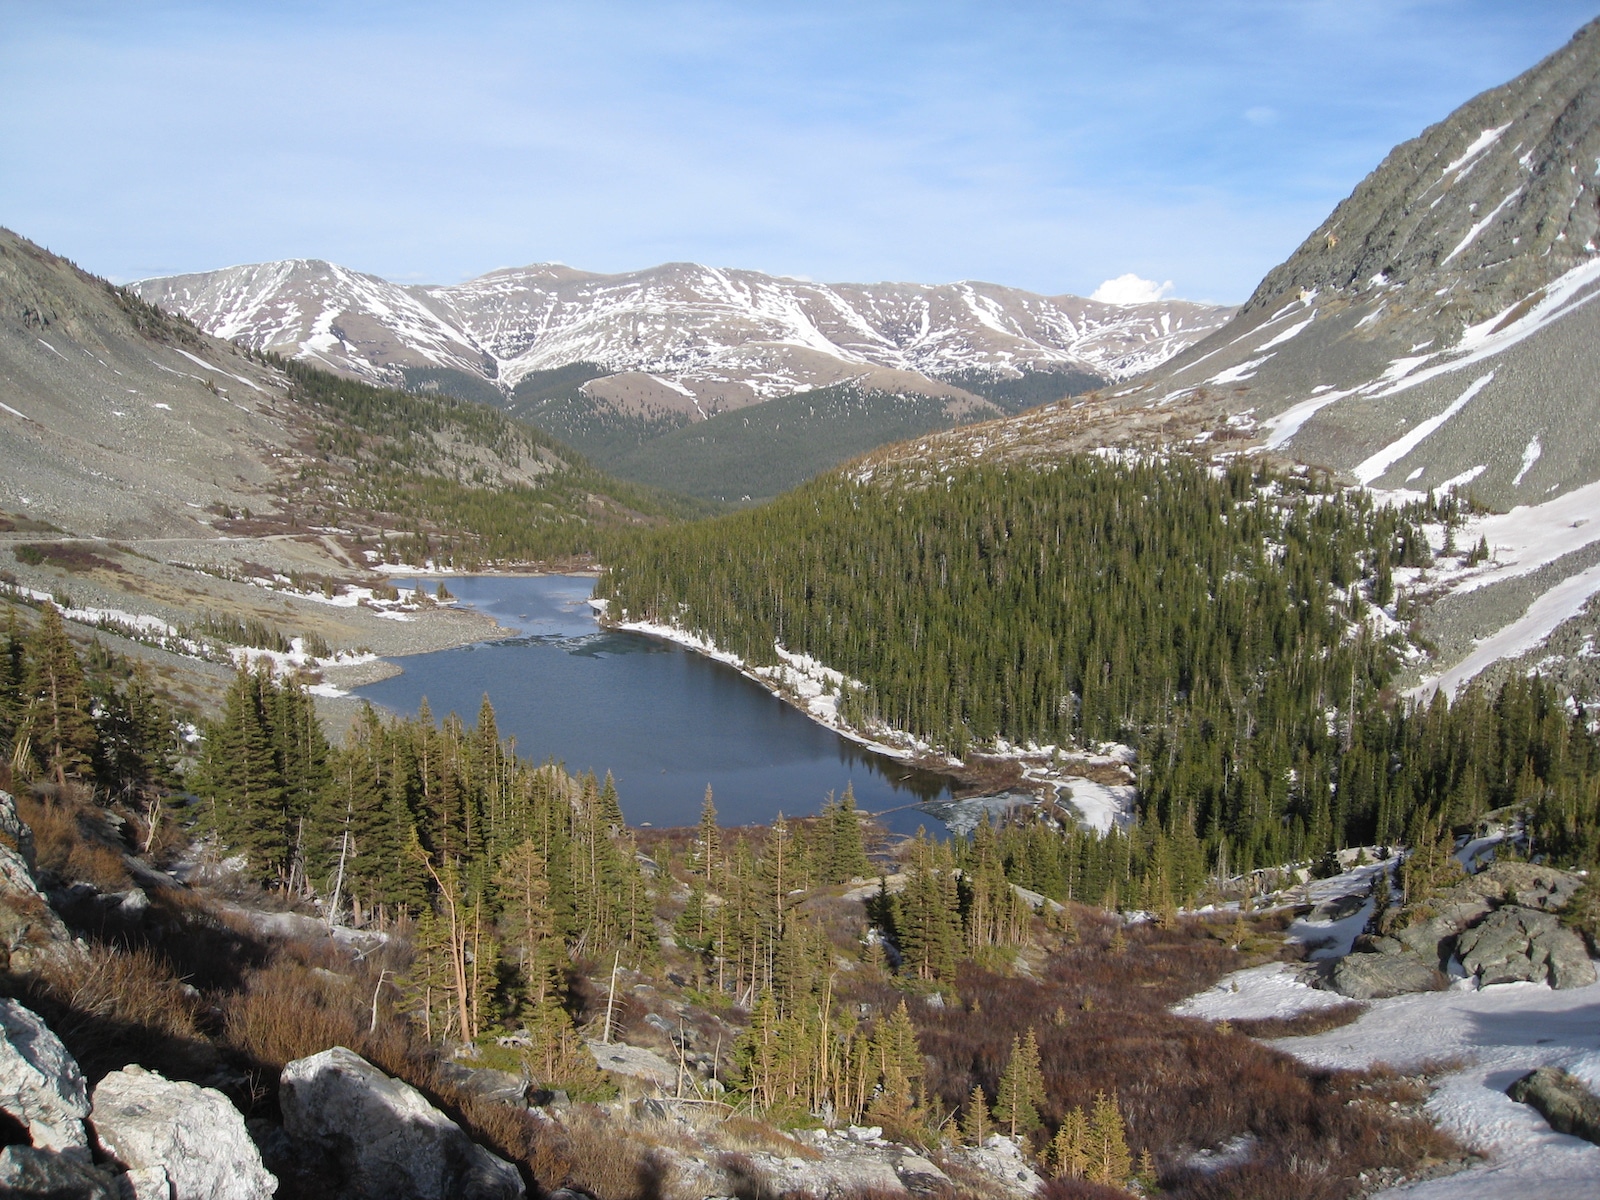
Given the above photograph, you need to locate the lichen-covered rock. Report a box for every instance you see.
[0,1144,122,1199]
[91,1064,276,1200]
[0,997,89,1155]
[1508,1066,1600,1144]
[279,1046,523,1200]
[1456,905,1597,989]
[1327,951,1445,999]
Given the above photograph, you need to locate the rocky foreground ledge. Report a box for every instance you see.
[0,998,531,1200]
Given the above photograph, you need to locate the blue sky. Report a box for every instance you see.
[2,1,1596,301]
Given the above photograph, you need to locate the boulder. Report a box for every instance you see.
[435,1059,527,1105]
[0,997,90,1155]
[0,789,37,871]
[1507,1066,1600,1145]
[279,1046,523,1200]
[586,1040,679,1093]
[0,1144,122,1199]
[1327,951,1445,1000]
[1456,905,1597,989]
[1388,894,1493,966]
[91,1064,276,1200]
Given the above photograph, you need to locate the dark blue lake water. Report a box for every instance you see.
[354,576,954,835]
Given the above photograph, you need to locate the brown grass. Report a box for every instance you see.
[18,792,133,892]
[9,943,210,1082]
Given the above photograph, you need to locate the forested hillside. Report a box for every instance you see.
[598,455,1600,883]
[274,357,716,567]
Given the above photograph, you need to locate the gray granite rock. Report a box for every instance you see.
[0,997,89,1155]
[91,1064,276,1200]
[1328,951,1445,1000]
[1508,1066,1600,1144]
[280,1046,522,1200]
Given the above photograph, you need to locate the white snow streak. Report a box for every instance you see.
[1442,188,1523,266]
[1253,313,1314,351]
[1353,372,1495,484]
[1512,435,1542,487]
[1419,560,1600,700]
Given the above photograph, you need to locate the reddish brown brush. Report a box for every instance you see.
[1228,1003,1366,1040]
[841,911,1459,1200]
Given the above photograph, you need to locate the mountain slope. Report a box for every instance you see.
[0,227,691,557]
[883,16,1600,704]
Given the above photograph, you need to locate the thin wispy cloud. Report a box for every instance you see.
[1,1,1595,301]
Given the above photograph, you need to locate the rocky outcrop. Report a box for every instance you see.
[0,997,90,1155]
[587,1040,680,1094]
[0,1145,122,1199]
[0,791,77,973]
[279,1046,523,1200]
[1327,951,1446,1000]
[1456,906,1596,989]
[1459,861,1585,911]
[746,1125,956,1197]
[1508,1066,1600,1145]
[91,1064,276,1200]
[1329,861,1595,997]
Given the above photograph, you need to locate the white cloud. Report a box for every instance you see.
[1244,105,1278,125]
[1091,273,1174,305]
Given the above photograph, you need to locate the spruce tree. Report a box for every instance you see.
[1087,1090,1132,1187]
[960,1084,992,1146]
[20,604,97,787]
[994,1028,1046,1141]
[827,783,870,883]
[1049,1106,1091,1179]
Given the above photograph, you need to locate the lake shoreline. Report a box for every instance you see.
[597,608,1139,830]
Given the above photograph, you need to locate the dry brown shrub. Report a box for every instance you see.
[835,912,1461,1200]
[1228,1002,1367,1040]
[715,1113,821,1159]
[18,792,132,892]
[1040,1179,1138,1199]
[19,942,208,1080]
[42,942,199,1040]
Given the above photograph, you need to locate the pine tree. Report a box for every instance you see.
[1049,1105,1091,1179]
[1086,1090,1132,1187]
[195,667,287,879]
[826,784,870,884]
[19,605,97,787]
[960,1084,992,1146]
[994,1028,1046,1140]
[494,838,563,1009]
[694,785,720,881]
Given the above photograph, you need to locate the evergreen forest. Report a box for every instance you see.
[597,453,1600,890]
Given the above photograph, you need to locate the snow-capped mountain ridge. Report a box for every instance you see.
[132,258,1233,411]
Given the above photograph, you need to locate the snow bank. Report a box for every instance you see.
[1294,979,1600,1200]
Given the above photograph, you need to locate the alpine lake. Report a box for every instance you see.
[354,575,961,837]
